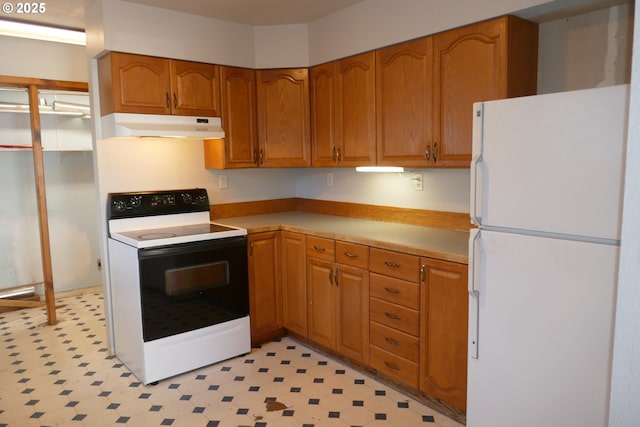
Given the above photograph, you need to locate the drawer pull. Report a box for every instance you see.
[344,252,358,258]
[384,337,400,346]
[313,246,326,252]
[384,287,400,295]
[384,312,401,321]
[384,261,401,268]
[384,361,401,371]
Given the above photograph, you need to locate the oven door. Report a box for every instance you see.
[137,236,249,342]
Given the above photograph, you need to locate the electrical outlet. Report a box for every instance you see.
[218,174,228,189]
[413,173,423,191]
[326,173,334,186]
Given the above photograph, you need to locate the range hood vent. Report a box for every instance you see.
[101,113,224,139]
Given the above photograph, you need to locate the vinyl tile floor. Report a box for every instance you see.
[0,290,465,427]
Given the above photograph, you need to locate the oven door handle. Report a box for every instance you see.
[138,236,247,258]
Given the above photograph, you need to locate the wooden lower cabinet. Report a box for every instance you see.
[281,231,307,336]
[419,257,469,411]
[248,231,283,344]
[306,236,369,364]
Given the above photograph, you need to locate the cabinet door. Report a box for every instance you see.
[248,232,282,344]
[307,257,336,349]
[99,52,171,115]
[281,231,307,336]
[257,68,311,167]
[336,264,369,363]
[433,16,537,167]
[310,62,337,167]
[170,60,221,116]
[337,52,376,166]
[419,257,468,411]
[219,66,258,168]
[376,37,433,167]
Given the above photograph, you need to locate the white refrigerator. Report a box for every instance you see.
[467,84,628,427]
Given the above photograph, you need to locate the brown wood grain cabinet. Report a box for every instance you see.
[205,66,258,169]
[281,231,307,337]
[311,52,376,167]
[368,248,421,387]
[306,236,369,364]
[376,15,537,168]
[375,37,434,167]
[419,257,469,411]
[98,51,221,117]
[248,231,283,344]
[432,15,538,167]
[256,68,311,167]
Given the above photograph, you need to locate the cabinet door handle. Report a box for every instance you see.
[332,147,337,163]
[425,147,430,161]
[384,337,400,346]
[165,92,170,109]
[337,148,342,162]
[420,263,425,283]
[384,287,400,295]
[259,149,264,165]
[253,149,258,165]
[334,268,339,286]
[249,241,254,256]
[344,252,358,258]
[384,261,400,268]
[384,361,401,371]
[384,312,401,321]
[173,93,178,109]
[313,246,326,252]
[433,141,438,163]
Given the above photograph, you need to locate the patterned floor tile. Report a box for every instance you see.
[0,291,464,427]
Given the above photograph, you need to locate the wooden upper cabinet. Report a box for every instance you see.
[376,37,434,167]
[311,52,376,167]
[206,66,258,169]
[433,16,538,167]
[256,68,311,168]
[170,60,221,116]
[98,51,221,117]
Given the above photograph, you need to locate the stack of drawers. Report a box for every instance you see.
[368,248,421,387]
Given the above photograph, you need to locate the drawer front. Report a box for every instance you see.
[336,241,369,269]
[370,273,419,310]
[306,235,335,261]
[370,322,419,363]
[370,298,419,336]
[370,248,420,282]
[370,345,418,388]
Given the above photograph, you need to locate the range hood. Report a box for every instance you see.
[101,113,224,139]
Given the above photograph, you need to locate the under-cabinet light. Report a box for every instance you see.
[0,19,86,45]
[355,166,405,173]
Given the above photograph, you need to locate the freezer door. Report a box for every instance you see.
[470,85,628,241]
[467,230,618,427]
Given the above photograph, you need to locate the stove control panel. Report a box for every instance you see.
[107,188,210,219]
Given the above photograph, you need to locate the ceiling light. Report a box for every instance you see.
[355,166,405,173]
[0,20,86,45]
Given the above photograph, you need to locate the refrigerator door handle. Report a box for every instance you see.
[468,228,480,359]
[470,103,484,227]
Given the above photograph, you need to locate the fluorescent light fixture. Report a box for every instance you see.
[355,166,405,173]
[0,20,86,45]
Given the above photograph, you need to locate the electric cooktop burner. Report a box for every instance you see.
[118,223,240,242]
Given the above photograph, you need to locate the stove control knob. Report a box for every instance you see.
[113,200,127,212]
[196,194,208,205]
[182,193,193,204]
[130,196,142,208]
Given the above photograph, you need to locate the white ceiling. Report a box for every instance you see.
[2,0,365,30]
[2,0,632,31]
